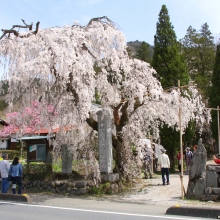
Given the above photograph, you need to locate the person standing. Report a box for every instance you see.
[142,145,153,179]
[213,155,220,164]
[177,151,181,172]
[0,153,10,193]
[9,157,23,194]
[185,147,193,174]
[193,145,198,155]
[157,149,170,185]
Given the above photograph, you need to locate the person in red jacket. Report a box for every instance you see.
[177,151,181,172]
[213,155,220,164]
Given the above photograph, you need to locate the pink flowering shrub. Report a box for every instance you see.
[0,100,58,137]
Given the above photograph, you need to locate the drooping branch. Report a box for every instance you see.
[86,16,117,29]
[0,20,40,40]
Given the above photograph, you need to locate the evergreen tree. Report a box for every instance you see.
[181,23,215,99]
[152,4,189,89]
[152,5,190,171]
[136,41,151,63]
[181,26,199,75]
[209,44,220,142]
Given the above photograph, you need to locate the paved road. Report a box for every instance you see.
[0,201,212,220]
[30,194,170,215]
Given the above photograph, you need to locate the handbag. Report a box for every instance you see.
[7,174,12,181]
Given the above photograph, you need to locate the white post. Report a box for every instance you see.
[178,80,184,199]
[20,141,23,159]
[218,106,220,155]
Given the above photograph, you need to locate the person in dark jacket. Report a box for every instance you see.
[9,157,23,194]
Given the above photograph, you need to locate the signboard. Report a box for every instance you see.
[27,139,49,163]
[29,144,46,161]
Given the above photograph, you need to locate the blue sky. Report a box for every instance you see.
[0,0,220,45]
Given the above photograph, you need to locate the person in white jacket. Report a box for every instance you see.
[157,149,170,185]
[0,153,10,193]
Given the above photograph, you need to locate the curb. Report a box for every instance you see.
[166,205,220,219]
[0,193,32,203]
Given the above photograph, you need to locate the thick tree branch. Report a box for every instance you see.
[82,43,96,59]
[112,102,124,127]
[0,20,40,40]
[21,19,33,30]
[86,113,98,132]
[118,101,129,133]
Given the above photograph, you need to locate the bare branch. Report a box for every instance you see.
[34,21,40,34]
[1,29,19,37]
[21,19,33,30]
[0,21,40,40]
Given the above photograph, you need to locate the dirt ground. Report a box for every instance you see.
[108,158,220,208]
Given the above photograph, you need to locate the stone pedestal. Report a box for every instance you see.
[206,165,220,188]
[101,173,119,182]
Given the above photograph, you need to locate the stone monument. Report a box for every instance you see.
[186,138,207,199]
[61,144,73,174]
[97,108,119,182]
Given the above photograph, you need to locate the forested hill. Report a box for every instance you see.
[127,40,154,59]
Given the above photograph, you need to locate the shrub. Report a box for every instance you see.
[88,182,112,195]
[23,162,52,180]
[0,150,20,160]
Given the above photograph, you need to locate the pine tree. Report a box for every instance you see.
[209,44,220,142]
[136,41,151,63]
[152,4,189,89]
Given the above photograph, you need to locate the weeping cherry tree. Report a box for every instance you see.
[0,17,210,181]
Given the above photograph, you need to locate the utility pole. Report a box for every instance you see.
[178,80,184,199]
[218,106,220,155]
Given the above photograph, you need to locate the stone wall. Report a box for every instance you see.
[11,180,121,195]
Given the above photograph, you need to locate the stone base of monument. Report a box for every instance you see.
[101,173,119,182]
[200,193,218,201]
[199,165,220,201]
[206,164,220,187]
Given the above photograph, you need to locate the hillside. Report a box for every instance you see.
[127,40,154,59]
